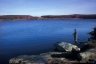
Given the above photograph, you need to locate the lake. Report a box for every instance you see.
[0,19,96,64]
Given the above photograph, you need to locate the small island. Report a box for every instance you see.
[0,14,96,21]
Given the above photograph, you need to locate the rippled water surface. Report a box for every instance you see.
[0,19,96,64]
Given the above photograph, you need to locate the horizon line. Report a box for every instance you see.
[0,14,96,17]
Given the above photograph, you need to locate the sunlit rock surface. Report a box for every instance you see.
[78,49,96,61]
[54,42,80,52]
[9,52,70,64]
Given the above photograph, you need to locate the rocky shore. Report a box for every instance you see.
[89,27,96,40]
[9,28,96,64]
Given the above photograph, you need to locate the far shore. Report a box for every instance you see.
[0,14,96,21]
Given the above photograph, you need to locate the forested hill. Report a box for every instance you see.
[41,14,96,19]
[0,14,96,21]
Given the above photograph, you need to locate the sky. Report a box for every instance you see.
[0,0,96,16]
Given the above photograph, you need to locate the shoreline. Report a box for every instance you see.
[0,18,96,22]
[9,28,96,64]
[0,14,96,21]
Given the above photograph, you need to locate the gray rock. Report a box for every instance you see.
[78,49,96,61]
[9,52,70,64]
[54,42,80,52]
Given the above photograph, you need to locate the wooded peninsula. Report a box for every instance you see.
[0,14,96,21]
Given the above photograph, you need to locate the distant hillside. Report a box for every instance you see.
[41,14,96,19]
[0,15,33,20]
[0,15,42,21]
[0,14,96,21]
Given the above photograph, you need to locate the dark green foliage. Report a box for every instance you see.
[41,14,96,19]
[81,43,96,52]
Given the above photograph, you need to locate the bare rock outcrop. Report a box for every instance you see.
[54,42,80,52]
[9,52,70,64]
[9,42,96,64]
[78,49,96,61]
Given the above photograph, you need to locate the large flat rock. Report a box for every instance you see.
[54,42,80,52]
[78,49,96,61]
[9,52,69,64]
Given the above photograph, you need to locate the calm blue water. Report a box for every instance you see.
[0,19,96,64]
